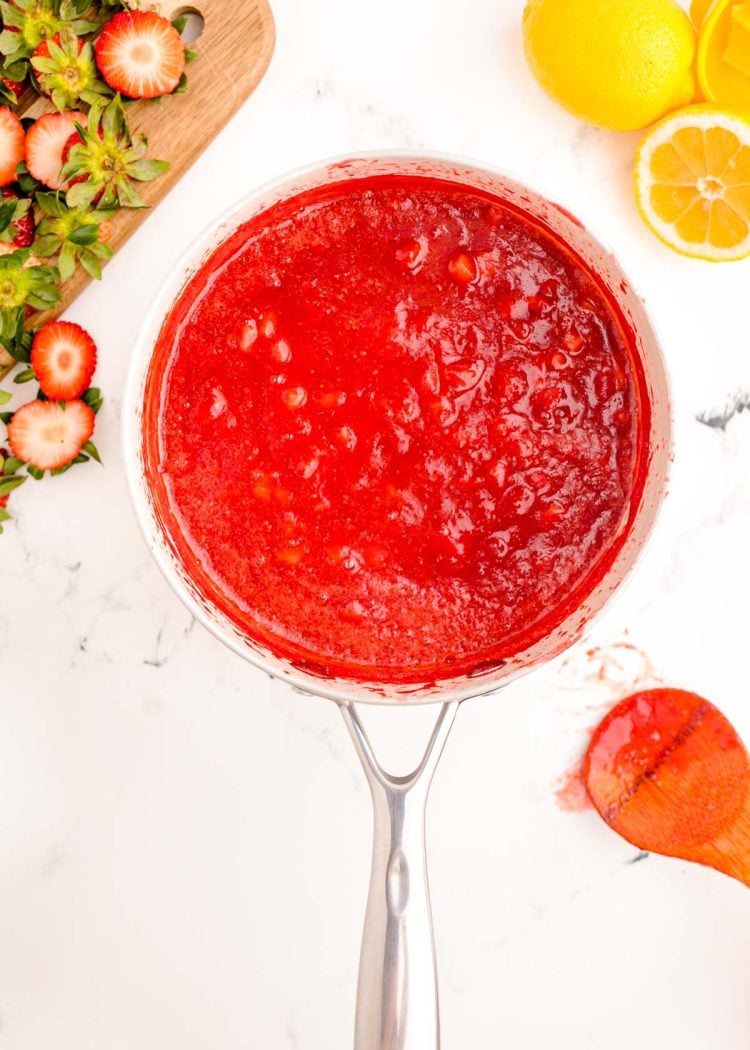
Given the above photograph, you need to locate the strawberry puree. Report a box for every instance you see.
[554,759,593,813]
[143,175,649,683]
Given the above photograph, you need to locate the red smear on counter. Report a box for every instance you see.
[584,688,750,883]
[581,642,659,688]
[559,636,662,696]
[143,174,650,684]
[554,758,593,812]
[554,638,660,814]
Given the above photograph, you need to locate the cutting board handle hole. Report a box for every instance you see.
[174,7,205,44]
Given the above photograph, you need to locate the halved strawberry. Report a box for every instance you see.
[25,110,84,189]
[94,11,185,100]
[31,320,97,400]
[0,107,24,187]
[2,188,34,248]
[7,398,94,471]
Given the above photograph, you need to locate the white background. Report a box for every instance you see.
[2,0,750,1046]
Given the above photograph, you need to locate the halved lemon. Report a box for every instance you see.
[693,0,750,109]
[635,105,750,261]
[690,0,713,25]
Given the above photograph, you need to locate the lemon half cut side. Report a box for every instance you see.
[635,105,750,262]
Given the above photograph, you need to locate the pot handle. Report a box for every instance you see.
[339,700,460,1050]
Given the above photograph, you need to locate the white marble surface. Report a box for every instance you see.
[2,0,750,1046]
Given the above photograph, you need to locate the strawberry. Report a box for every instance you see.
[60,127,103,197]
[7,398,94,471]
[61,97,167,209]
[61,129,82,164]
[31,320,97,400]
[33,192,114,280]
[0,0,99,81]
[0,107,24,187]
[0,250,59,353]
[25,110,84,189]
[1,188,34,249]
[31,29,108,111]
[94,11,186,99]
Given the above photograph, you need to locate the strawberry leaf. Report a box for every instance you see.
[65,180,100,209]
[0,4,26,30]
[0,474,26,497]
[127,158,169,182]
[82,386,102,413]
[78,250,101,280]
[58,241,76,280]
[31,234,60,257]
[2,307,33,362]
[0,200,17,235]
[15,164,41,196]
[59,0,94,18]
[81,438,100,463]
[34,192,66,218]
[3,455,23,474]
[68,223,99,246]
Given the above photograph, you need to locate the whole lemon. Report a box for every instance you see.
[523,0,697,132]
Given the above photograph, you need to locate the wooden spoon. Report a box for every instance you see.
[584,688,750,885]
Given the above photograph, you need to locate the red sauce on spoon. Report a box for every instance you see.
[143,175,650,684]
[585,688,750,884]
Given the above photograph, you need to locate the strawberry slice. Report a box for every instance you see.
[31,320,97,400]
[25,111,84,189]
[0,107,24,187]
[7,399,94,471]
[94,11,186,99]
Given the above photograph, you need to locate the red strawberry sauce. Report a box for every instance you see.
[143,175,650,684]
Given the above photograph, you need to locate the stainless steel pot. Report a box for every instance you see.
[123,154,671,1050]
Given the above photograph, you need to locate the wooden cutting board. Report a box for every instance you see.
[0,0,275,376]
